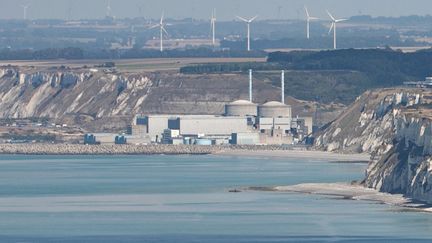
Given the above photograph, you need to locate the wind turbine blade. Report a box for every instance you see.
[328,23,334,35]
[236,16,248,22]
[249,15,259,22]
[304,6,310,18]
[336,19,348,23]
[310,17,319,20]
[162,26,169,36]
[149,24,160,29]
[326,10,335,21]
[160,12,164,24]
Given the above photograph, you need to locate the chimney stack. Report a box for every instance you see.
[281,70,285,104]
[249,69,253,102]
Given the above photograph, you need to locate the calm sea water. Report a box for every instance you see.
[0,154,431,242]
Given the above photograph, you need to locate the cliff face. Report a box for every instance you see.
[0,67,153,119]
[315,88,432,203]
[365,113,432,203]
[0,66,323,131]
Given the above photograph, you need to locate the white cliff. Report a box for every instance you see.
[0,67,159,119]
[316,88,432,203]
[0,66,317,131]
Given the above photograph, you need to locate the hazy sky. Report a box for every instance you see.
[1,0,431,20]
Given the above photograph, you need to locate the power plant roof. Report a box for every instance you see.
[261,101,288,107]
[229,100,256,105]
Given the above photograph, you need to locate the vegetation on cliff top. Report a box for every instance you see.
[182,48,432,104]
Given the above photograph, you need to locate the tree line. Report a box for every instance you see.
[0,47,267,60]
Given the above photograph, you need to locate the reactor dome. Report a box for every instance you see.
[224,100,258,117]
[258,101,292,118]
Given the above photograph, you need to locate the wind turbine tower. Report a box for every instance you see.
[21,3,31,20]
[150,12,169,52]
[210,9,217,47]
[304,6,318,39]
[236,15,258,51]
[327,11,347,50]
[106,0,112,18]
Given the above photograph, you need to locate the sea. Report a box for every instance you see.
[0,154,431,242]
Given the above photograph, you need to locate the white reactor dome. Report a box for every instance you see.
[258,101,292,118]
[225,100,258,117]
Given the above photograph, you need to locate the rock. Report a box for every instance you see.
[315,88,432,204]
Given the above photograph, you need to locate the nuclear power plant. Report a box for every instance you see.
[85,70,313,146]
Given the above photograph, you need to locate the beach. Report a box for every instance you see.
[0,144,371,163]
[248,183,432,212]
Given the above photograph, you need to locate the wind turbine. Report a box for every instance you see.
[304,6,318,39]
[150,12,169,52]
[106,0,112,18]
[20,3,31,20]
[236,15,258,51]
[210,9,216,47]
[327,10,347,50]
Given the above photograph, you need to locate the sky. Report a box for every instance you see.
[0,0,431,21]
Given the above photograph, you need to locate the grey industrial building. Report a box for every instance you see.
[84,69,313,146]
[127,70,313,146]
[225,100,258,117]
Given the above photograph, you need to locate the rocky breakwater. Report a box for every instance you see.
[0,144,310,156]
[0,144,221,155]
[315,88,432,203]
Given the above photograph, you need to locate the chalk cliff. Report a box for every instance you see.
[0,66,324,131]
[315,88,432,203]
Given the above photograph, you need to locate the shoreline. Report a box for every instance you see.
[0,144,218,156]
[216,149,370,162]
[0,144,371,161]
[247,183,432,212]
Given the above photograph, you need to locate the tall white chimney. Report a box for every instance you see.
[281,70,285,104]
[249,69,253,102]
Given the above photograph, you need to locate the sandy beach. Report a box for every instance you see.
[217,149,371,162]
[248,183,432,212]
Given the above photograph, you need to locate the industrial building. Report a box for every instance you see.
[126,70,313,146]
[230,133,260,145]
[258,101,292,118]
[225,100,258,117]
[177,116,250,136]
[404,77,432,88]
[83,69,313,146]
[131,114,251,144]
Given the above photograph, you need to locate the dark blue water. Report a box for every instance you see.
[0,154,431,242]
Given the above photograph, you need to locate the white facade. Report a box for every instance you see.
[134,115,174,142]
[231,133,260,145]
[179,116,249,136]
[136,115,251,140]
[258,117,292,132]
